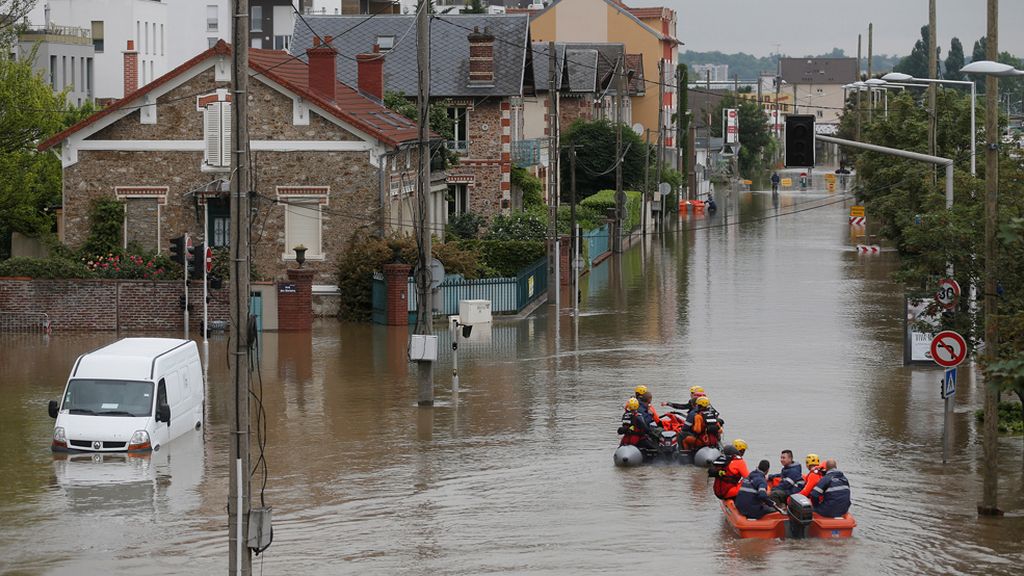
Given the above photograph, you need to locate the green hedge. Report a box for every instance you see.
[580,190,642,232]
[0,251,181,280]
[0,256,96,279]
[451,239,545,277]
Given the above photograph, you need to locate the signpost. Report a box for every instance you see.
[849,205,866,226]
[935,278,961,311]
[940,367,957,464]
[931,330,966,464]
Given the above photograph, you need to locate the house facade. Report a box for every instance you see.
[779,57,858,127]
[40,40,442,283]
[292,14,533,225]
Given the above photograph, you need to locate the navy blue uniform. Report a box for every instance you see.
[735,469,774,519]
[811,470,851,517]
[769,462,804,496]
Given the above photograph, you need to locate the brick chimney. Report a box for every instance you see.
[356,45,384,101]
[307,35,337,101]
[467,26,495,86]
[123,40,138,96]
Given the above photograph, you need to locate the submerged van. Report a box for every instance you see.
[48,338,205,453]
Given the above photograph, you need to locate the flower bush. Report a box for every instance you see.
[83,252,175,280]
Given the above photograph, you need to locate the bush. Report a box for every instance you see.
[555,203,605,233]
[580,190,642,232]
[485,209,548,242]
[82,252,176,280]
[0,256,95,279]
[511,165,544,209]
[81,198,125,257]
[975,402,1024,434]
[451,239,545,277]
[446,212,486,240]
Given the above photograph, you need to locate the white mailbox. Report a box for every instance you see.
[458,300,492,325]
[408,335,438,361]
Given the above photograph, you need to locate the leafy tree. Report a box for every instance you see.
[0,1,38,48]
[708,94,771,176]
[972,37,987,63]
[445,211,485,240]
[894,25,939,80]
[510,165,543,209]
[462,0,486,14]
[558,119,648,202]
[944,37,965,82]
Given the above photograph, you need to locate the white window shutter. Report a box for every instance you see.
[220,102,232,167]
[205,103,222,167]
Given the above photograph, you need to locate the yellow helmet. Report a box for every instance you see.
[689,385,705,396]
[625,398,640,411]
[634,385,648,396]
[806,453,821,467]
[732,439,748,451]
[695,396,711,408]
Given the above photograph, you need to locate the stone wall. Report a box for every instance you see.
[0,277,229,332]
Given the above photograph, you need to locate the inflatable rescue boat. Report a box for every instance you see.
[720,494,856,539]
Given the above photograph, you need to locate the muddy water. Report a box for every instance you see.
[1,184,1022,575]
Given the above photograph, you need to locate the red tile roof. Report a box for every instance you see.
[40,41,420,152]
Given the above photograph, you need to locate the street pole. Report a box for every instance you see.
[868,23,874,122]
[928,0,937,159]
[415,0,433,406]
[570,146,579,315]
[656,59,665,234]
[613,55,625,253]
[203,204,208,345]
[677,64,686,211]
[450,317,459,393]
[228,1,252,574]
[183,232,189,341]
[547,40,560,305]
[979,0,1002,517]
[643,128,650,237]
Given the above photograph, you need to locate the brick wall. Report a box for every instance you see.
[0,277,229,332]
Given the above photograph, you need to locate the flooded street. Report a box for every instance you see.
[2,185,1022,575]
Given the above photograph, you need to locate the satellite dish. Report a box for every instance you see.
[632,123,644,136]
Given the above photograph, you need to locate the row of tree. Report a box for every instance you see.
[894,24,1024,97]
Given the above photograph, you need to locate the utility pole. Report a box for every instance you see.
[570,145,579,315]
[868,23,874,122]
[547,40,560,304]
[856,33,862,140]
[705,69,711,195]
[655,59,665,232]
[979,0,1002,517]
[613,55,625,253]
[677,64,687,206]
[642,128,650,237]
[928,0,937,158]
[228,1,252,574]
[415,0,433,405]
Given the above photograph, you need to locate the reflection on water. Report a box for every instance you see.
[1,186,1021,575]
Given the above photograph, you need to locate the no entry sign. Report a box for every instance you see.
[930,330,967,368]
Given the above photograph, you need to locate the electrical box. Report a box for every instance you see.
[458,300,492,325]
[247,506,273,554]
[409,334,438,362]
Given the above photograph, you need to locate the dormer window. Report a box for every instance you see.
[376,35,395,52]
[198,90,232,170]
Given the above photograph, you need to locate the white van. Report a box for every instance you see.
[48,338,205,453]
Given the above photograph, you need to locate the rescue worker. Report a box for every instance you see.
[618,397,657,451]
[770,171,781,194]
[798,454,825,498]
[768,449,804,505]
[735,460,775,519]
[662,385,706,412]
[680,396,712,451]
[634,385,659,424]
[810,459,851,518]
[711,440,750,499]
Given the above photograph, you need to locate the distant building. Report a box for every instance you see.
[778,57,857,125]
[692,63,728,82]
[10,20,95,106]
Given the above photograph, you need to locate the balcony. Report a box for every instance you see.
[17,24,92,47]
[511,139,542,167]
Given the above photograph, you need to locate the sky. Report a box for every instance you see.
[630,0,1024,58]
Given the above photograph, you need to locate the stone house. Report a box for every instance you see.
[39,39,445,284]
[291,14,535,225]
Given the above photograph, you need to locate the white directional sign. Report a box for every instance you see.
[935,278,961,310]
[930,330,967,368]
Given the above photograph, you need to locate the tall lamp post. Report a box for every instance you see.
[881,72,978,175]
[961,57,1024,516]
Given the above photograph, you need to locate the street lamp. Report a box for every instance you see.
[881,72,978,175]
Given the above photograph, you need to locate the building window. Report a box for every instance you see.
[251,6,263,32]
[71,56,76,89]
[207,198,230,247]
[447,107,468,152]
[203,101,232,168]
[376,35,395,51]
[251,37,263,49]
[817,110,824,118]
[144,21,149,54]
[277,190,328,260]
[207,5,218,32]
[273,35,290,50]
[49,55,57,89]
[447,184,469,216]
[161,24,164,56]
[61,56,66,88]
[91,21,104,52]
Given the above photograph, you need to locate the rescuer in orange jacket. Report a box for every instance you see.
[711,439,750,499]
[681,397,714,451]
[798,454,825,499]
[635,385,659,423]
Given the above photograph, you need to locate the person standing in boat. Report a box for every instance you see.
[809,459,851,518]
[735,460,775,519]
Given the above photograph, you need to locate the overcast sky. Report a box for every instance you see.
[631,0,1024,59]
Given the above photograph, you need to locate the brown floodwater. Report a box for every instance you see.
[2,180,1022,575]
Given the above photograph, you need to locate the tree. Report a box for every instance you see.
[708,94,771,176]
[944,37,965,82]
[558,119,648,203]
[0,1,38,49]
[0,51,66,258]
[462,0,487,14]
[972,37,987,63]
[894,25,939,80]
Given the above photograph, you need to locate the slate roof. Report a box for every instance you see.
[40,41,420,151]
[532,42,632,95]
[290,14,531,98]
[779,58,858,85]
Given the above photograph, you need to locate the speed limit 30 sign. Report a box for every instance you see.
[935,278,961,310]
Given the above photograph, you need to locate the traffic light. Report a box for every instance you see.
[169,235,186,265]
[785,115,816,168]
[186,242,200,280]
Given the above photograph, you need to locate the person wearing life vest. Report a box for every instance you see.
[735,459,775,519]
[810,459,851,518]
[711,439,750,500]
[680,397,711,451]
[618,397,657,451]
[634,385,660,424]
[768,449,803,505]
[662,385,706,412]
[798,454,826,499]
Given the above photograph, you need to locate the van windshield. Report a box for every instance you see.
[62,379,154,417]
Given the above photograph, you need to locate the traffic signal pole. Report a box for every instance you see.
[183,233,189,340]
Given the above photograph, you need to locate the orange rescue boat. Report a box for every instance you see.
[720,494,856,539]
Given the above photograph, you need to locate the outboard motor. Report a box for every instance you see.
[693,446,721,468]
[786,493,815,539]
[658,430,679,459]
[614,445,644,467]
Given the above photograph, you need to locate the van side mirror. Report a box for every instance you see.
[48,400,59,419]
[156,403,171,424]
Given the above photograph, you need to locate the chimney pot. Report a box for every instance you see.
[467,27,496,86]
[307,41,337,101]
[123,40,138,96]
[313,36,320,47]
[357,51,385,102]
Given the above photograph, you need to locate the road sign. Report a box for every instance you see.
[935,278,961,310]
[941,368,957,399]
[781,178,792,187]
[825,173,837,182]
[849,205,865,218]
[930,330,967,367]
[856,244,880,253]
[206,246,214,273]
[849,216,866,226]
